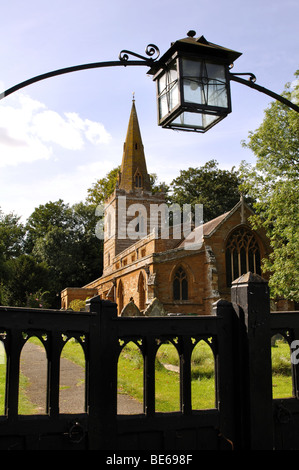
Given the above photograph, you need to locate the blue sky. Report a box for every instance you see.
[0,0,298,221]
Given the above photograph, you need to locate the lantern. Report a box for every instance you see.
[148,31,242,132]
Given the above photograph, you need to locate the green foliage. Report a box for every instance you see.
[117,342,144,404]
[24,199,72,253]
[86,166,121,206]
[0,210,25,259]
[116,340,297,410]
[0,199,103,308]
[0,364,5,414]
[86,166,169,207]
[26,289,51,309]
[149,173,170,198]
[0,255,49,307]
[68,298,89,311]
[190,340,215,379]
[117,341,216,411]
[271,339,293,399]
[0,210,26,301]
[240,70,299,302]
[60,338,86,368]
[271,339,292,376]
[0,361,39,415]
[169,159,249,222]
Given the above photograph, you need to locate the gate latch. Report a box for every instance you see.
[68,421,85,444]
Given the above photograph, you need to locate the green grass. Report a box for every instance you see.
[0,362,38,415]
[60,337,85,367]
[118,341,216,412]
[0,336,295,415]
[0,337,86,416]
[271,338,293,399]
[117,338,295,411]
[0,363,6,414]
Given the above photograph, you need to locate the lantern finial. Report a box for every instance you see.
[187,30,196,38]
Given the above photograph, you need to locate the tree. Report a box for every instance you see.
[240,70,299,302]
[0,209,27,305]
[24,199,73,254]
[86,166,169,206]
[86,166,121,206]
[0,200,104,308]
[0,254,49,307]
[169,160,246,222]
[0,209,25,259]
[25,201,103,307]
[149,173,170,198]
[71,201,103,281]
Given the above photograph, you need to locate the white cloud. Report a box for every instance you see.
[0,93,111,167]
[64,112,111,145]
[31,109,84,150]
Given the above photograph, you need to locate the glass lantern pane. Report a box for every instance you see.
[169,82,179,109]
[202,113,219,129]
[171,111,219,131]
[157,60,179,120]
[159,93,168,120]
[207,83,228,108]
[206,63,226,81]
[158,73,166,95]
[182,59,203,105]
[181,58,228,109]
[205,63,228,108]
[158,83,179,120]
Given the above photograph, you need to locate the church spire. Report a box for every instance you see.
[118,98,151,192]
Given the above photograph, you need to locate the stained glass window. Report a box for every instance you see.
[226,227,261,286]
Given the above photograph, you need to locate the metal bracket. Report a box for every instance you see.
[0,44,160,100]
[229,71,299,113]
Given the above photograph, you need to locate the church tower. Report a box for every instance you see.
[102,99,165,273]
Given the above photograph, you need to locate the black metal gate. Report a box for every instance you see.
[0,304,99,449]
[1,272,299,450]
[0,295,236,450]
[92,297,236,451]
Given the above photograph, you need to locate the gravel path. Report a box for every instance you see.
[20,342,143,415]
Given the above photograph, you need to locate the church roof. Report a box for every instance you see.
[178,197,253,249]
[118,99,151,192]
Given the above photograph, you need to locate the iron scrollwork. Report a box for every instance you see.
[119,44,160,64]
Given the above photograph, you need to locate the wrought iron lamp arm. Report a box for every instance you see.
[1,41,297,115]
[229,72,299,113]
[0,44,160,100]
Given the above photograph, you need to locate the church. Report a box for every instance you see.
[61,99,271,315]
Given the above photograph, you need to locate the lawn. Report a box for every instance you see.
[117,338,294,411]
[271,338,293,399]
[0,337,86,415]
[117,340,216,411]
[0,361,38,415]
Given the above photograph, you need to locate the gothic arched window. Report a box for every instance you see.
[173,267,188,301]
[225,227,261,286]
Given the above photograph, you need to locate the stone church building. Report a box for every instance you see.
[61,100,271,315]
